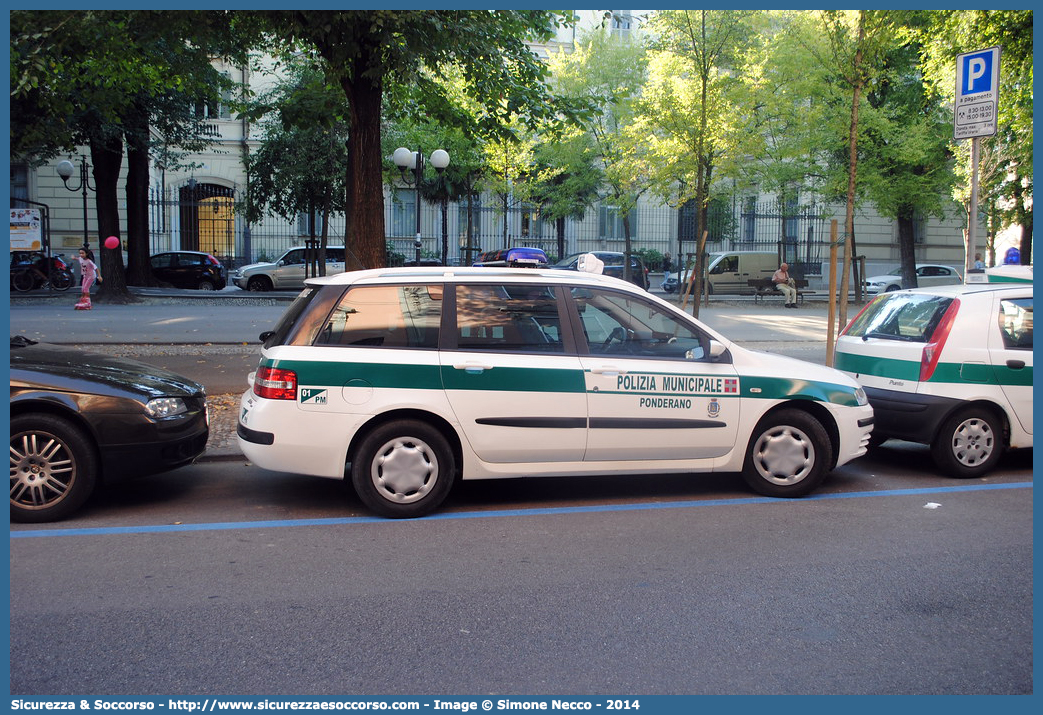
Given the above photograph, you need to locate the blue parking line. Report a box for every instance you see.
[9,481,1032,539]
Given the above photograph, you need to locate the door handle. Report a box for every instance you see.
[453,362,494,374]
[1006,359,1026,370]
[590,366,627,376]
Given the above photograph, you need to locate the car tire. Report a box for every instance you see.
[742,409,832,498]
[247,276,272,292]
[930,407,1004,478]
[884,284,899,292]
[351,420,456,518]
[10,414,98,523]
[197,279,215,291]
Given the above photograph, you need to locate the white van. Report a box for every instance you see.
[704,251,779,295]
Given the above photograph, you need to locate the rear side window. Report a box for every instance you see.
[455,284,565,353]
[844,294,954,342]
[998,298,1032,349]
[316,285,442,348]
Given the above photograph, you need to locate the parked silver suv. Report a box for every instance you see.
[232,246,347,291]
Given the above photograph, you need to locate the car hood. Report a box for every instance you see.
[233,260,275,274]
[731,344,864,391]
[10,340,205,399]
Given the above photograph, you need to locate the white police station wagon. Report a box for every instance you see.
[835,281,1032,478]
[237,260,874,517]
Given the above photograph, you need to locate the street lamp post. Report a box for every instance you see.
[56,156,96,252]
[393,147,450,264]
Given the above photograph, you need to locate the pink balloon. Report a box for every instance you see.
[104,236,119,250]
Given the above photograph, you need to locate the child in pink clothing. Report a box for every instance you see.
[74,248,99,310]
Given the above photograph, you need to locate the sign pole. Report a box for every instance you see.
[967,136,980,274]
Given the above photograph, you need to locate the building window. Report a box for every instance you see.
[599,205,637,241]
[10,163,29,201]
[297,210,326,236]
[520,206,544,239]
[391,188,417,238]
[608,11,633,38]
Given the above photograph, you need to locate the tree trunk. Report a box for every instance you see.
[90,135,135,303]
[338,40,385,271]
[622,211,633,283]
[838,11,866,333]
[896,206,917,288]
[123,100,157,286]
[556,217,566,261]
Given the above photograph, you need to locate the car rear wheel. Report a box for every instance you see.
[351,420,456,518]
[10,414,98,523]
[246,276,272,292]
[931,407,1004,478]
[742,409,832,498]
[197,279,215,291]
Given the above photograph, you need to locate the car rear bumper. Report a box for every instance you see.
[864,386,961,444]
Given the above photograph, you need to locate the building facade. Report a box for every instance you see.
[11,11,981,288]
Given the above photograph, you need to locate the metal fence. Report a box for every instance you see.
[149,185,833,273]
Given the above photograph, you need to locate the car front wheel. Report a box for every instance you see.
[742,409,832,498]
[351,420,456,518]
[246,276,272,292]
[10,414,98,522]
[931,407,1004,478]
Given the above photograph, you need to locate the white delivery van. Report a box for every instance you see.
[705,251,779,295]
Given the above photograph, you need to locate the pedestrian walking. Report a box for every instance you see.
[74,248,99,310]
[772,262,798,308]
[973,253,985,270]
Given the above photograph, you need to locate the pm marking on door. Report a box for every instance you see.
[301,388,328,405]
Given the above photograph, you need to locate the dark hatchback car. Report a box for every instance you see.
[549,251,649,290]
[9,336,210,522]
[150,250,227,290]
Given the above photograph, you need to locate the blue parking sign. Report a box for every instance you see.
[955,46,1000,139]
[962,51,994,94]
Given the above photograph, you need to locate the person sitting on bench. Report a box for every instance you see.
[772,262,798,308]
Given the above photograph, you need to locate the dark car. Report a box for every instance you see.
[9,336,209,522]
[549,251,649,290]
[150,250,227,290]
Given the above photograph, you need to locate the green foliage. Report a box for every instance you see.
[245,59,349,225]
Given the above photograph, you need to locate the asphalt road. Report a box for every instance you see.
[8,290,1034,696]
[10,451,1033,695]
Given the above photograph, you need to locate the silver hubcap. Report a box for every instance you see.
[951,417,995,467]
[752,425,815,486]
[10,431,74,509]
[370,436,438,505]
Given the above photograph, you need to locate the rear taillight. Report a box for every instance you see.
[254,366,297,400]
[919,299,960,382]
[206,254,221,266]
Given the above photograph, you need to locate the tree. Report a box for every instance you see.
[643,10,757,316]
[527,133,602,261]
[245,59,349,273]
[259,10,571,270]
[11,11,250,299]
[917,10,1033,265]
[549,26,649,283]
[857,25,956,291]
[803,10,895,328]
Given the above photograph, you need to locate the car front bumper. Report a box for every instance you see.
[864,386,962,444]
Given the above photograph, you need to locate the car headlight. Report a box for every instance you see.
[854,387,869,407]
[145,397,188,418]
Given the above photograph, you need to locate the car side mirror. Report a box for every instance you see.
[708,340,728,362]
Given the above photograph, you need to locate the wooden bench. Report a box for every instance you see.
[748,278,811,303]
